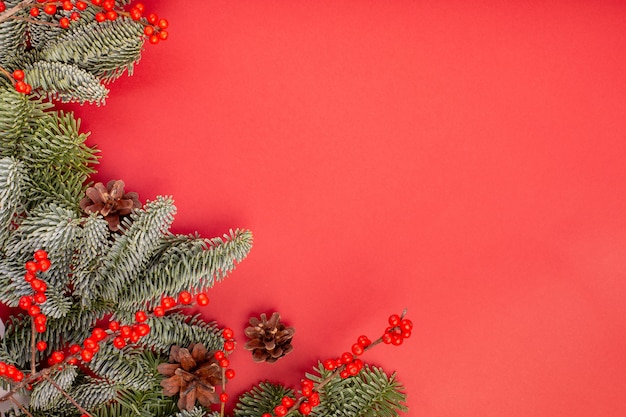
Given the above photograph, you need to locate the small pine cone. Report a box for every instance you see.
[157,344,223,411]
[244,312,295,363]
[79,179,141,231]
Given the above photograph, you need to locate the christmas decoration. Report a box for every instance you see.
[244,313,295,363]
[79,180,141,231]
[0,3,412,416]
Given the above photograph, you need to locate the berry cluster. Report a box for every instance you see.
[12,69,32,95]
[262,311,412,417]
[215,326,236,405]
[381,313,413,346]
[19,250,51,333]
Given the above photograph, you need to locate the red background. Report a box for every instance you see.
[26,1,626,416]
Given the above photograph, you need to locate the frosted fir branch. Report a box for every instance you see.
[0,0,37,25]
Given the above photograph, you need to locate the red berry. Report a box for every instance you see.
[83,338,97,351]
[391,334,403,346]
[149,35,159,44]
[30,278,44,291]
[69,344,81,354]
[34,314,47,326]
[351,343,364,356]
[223,340,235,351]
[340,369,349,379]
[129,8,142,20]
[147,13,157,24]
[95,12,106,22]
[0,2,5,13]
[108,321,120,331]
[299,402,312,415]
[301,384,312,397]
[301,379,314,389]
[76,1,87,10]
[0,363,6,375]
[143,26,154,36]
[310,392,320,406]
[120,325,132,337]
[129,331,140,343]
[347,362,359,376]
[36,324,46,333]
[24,271,35,282]
[219,393,228,402]
[113,337,126,349]
[80,349,93,362]
[341,352,353,364]
[281,396,295,407]
[134,2,144,12]
[161,296,176,309]
[214,351,225,360]
[196,293,209,306]
[12,70,25,81]
[59,16,70,27]
[43,4,56,14]
[388,314,401,327]
[13,371,24,382]
[382,333,392,344]
[262,414,272,417]
[34,292,46,304]
[153,306,165,317]
[219,358,229,368]
[102,0,114,10]
[25,261,38,272]
[91,0,102,5]
[158,30,168,41]
[24,84,32,94]
[225,369,235,379]
[135,310,147,322]
[51,351,65,363]
[105,10,117,20]
[15,81,27,93]
[401,319,413,331]
[28,305,41,316]
[6,365,16,378]
[70,11,80,20]
[222,328,234,339]
[36,341,47,351]
[357,335,371,347]
[91,328,106,341]
[158,18,168,29]
[178,291,192,305]
[274,405,288,417]
[19,296,32,310]
[323,359,335,370]
[62,1,73,10]
[38,258,51,271]
[136,323,150,336]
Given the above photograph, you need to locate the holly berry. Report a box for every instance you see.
[262,414,272,417]
[388,314,401,327]
[149,35,160,45]
[62,0,73,10]
[24,271,35,282]
[219,358,229,368]
[135,310,147,322]
[83,338,98,351]
[59,17,70,28]
[225,369,235,379]
[95,12,106,22]
[28,305,41,316]
[136,323,150,336]
[274,405,288,417]
[113,336,126,349]
[222,328,234,339]
[43,3,56,14]
[178,291,192,305]
[36,341,47,351]
[224,340,235,351]
[51,351,65,363]
[108,321,120,331]
[281,396,295,407]
[340,369,349,379]
[75,1,87,10]
[69,344,81,354]
[143,26,154,36]
[219,393,228,402]
[382,333,392,344]
[80,349,93,362]
[147,13,158,24]
[196,293,209,306]
[12,70,25,81]
[134,2,145,12]
[158,30,168,41]
[19,296,32,310]
[340,352,353,364]
[92,327,106,341]
[0,2,6,13]
[120,325,132,338]
[105,10,117,20]
[129,331,140,343]
[34,314,47,326]
[161,296,176,309]
[158,18,168,29]
[323,359,336,370]
[129,8,142,20]
[38,258,51,271]
[25,261,38,272]
[70,11,80,20]
[357,335,371,347]
[153,306,165,317]
[299,402,313,415]
[34,292,47,304]
[214,350,225,360]
[351,343,364,356]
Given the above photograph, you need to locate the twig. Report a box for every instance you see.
[30,320,36,376]
[9,395,34,417]
[42,374,92,417]
[0,0,37,25]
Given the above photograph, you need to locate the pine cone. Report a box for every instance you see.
[79,179,141,231]
[157,344,223,411]
[244,312,295,363]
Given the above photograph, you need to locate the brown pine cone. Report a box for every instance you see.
[79,179,141,231]
[157,344,223,411]
[244,312,295,363]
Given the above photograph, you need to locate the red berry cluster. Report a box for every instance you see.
[12,69,32,95]
[29,0,87,26]
[0,362,24,383]
[322,333,371,379]
[142,11,168,45]
[381,313,413,346]
[19,250,51,333]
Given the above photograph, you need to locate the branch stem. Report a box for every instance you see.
[42,374,92,417]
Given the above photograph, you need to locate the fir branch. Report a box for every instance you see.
[24,60,109,104]
[117,229,253,309]
[0,157,24,247]
[0,16,26,68]
[86,343,155,391]
[66,377,117,411]
[233,382,296,417]
[97,196,176,302]
[40,18,144,83]
[29,366,78,411]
